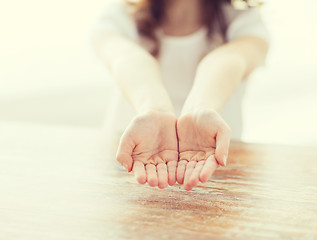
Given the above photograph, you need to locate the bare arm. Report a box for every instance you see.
[182,36,269,114]
[176,37,269,187]
[92,32,174,114]
[93,32,178,188]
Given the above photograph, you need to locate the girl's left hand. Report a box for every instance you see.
[177,109,231,190]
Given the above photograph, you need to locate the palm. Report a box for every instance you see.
[177,110,231,190]
[116,111,178,188]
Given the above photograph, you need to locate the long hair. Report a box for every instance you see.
[125,0,230,57]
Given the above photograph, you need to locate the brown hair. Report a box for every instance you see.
[125,0,230,57]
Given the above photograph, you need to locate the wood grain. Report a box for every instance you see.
[0,122,316,240]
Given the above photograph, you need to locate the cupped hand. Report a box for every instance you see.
[177,109,231,191]
[116,111,178,189]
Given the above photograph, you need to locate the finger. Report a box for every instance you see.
[132,161,146,184]
[183,161,197,191]
[188,160,205,188]
[116,134,134,172]
[200,155,218,183]
[167,161,177,186]
[157,163,168,189]
[146,164,158,187]
[215,127,231,167]
[176,160,188,184]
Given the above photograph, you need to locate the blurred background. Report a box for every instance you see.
[0,0,316,146]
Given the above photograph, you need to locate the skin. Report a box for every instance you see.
[116,111,178,188]
[93,0,269,190]
[177,109,231,191]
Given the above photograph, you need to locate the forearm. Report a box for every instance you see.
[182,52,246,114]
[112,52,174,114]
[94,33,174,114]
[182,36,269,114]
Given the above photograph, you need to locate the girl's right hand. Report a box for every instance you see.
[116,111,178,189]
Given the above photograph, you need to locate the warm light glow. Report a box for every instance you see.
[0,0,316,145]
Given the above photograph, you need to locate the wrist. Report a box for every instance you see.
[135,109,177,125]
[181,95,221,116]
[138,103,175,116]
[137,90,175,115]
[181,106,218,117]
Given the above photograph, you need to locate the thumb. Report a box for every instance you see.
[215,127,231,167]
[116,135,134,172]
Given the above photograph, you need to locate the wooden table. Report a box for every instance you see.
[1,122,316,240]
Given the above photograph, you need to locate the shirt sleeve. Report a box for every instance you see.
[91,0,138,42]
[223,4,270,43]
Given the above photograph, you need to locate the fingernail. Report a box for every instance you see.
[224,157,227,166]
[123,163,128,170]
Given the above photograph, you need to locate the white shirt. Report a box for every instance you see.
[93,0,269,140]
